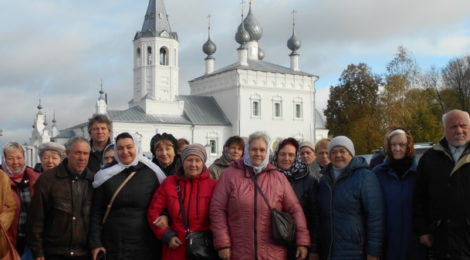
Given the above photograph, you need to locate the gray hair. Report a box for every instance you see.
[247,131,270,147]
[3,141,25,157]
[442,109,470,128]
[87,114,112,134]
[65,137,90,152]
[38,142,66,159]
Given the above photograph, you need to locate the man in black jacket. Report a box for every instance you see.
[87,114,112,173]
[27,137,94,260]
[414,109,470,260]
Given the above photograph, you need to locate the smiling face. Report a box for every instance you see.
[4,148,25,175]
[183,155,204,178]
[116,138,137,165]
[277,144,297,170]
[329,146,352,169]
[300,147,315,164]
[154,141,176,168]
[249,138,268,166]
[90,122,110,144]
[444,111,470,147]
[41,150,62,171]
[228,143,243,161]
[390,133,408,160]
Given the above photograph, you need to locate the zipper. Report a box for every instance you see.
[327,176,334,260]
[254,177,258,260]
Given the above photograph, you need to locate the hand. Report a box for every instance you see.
[218,248,231,260]
[91,247,106,260]
[169,236,183,249]
[366,255,379,260]
[296,246,308,260]
[419,234,433,248]
[309,253,319,260]
[153,215,169,229]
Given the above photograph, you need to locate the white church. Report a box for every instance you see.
[29,0,328,165]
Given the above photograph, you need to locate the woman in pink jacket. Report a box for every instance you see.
[210,132,311,260]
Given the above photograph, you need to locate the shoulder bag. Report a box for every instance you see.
[102,171,136,224]
[176,182,219,260]
[252,175,296,246]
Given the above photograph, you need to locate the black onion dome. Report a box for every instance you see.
[287,32,301,52]
[203,37,216,56]
[258,47,265,60]
[235,22,251,45]
[243,7,263,41]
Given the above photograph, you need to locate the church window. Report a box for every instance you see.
[274,102,282,118]
[252,101,260,117]
[147,46,152,65]
[295,103,303,119]
[209,139,217,155]
[160,47,168,65]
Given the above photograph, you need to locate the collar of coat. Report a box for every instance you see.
[433,138,470,176]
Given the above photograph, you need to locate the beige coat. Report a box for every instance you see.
[0,170,17,258]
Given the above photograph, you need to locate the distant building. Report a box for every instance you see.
[29,0,328,165]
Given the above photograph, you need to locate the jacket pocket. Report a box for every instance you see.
[53,198,73,214]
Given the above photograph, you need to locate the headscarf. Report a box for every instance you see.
[243,132,270,174]
[2,142,27,176]
[272,138,307,178]
[93,133,166,188]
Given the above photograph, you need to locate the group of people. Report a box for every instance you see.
[0,109,468,260]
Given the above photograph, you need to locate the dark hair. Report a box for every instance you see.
[277,137,299,154]
[224,136,245,149]
[177,138,190,148]
[87,114,112,134]
[150,133,178,157]
[386,127,415,158]
[115,132,133,143]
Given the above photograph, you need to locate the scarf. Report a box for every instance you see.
[243,141,270,175]
[272,148,307,178]
[93,134,166,188]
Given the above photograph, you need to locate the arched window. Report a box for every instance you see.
[160,47,168,65]
[136,48,141,66]
[147,46,152,65]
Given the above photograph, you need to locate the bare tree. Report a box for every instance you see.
[442,56,470,111]
[421,66,446,114]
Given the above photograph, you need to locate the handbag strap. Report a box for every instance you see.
[248,169,273,212]
[102,171,136,224]
[176,181,190,233]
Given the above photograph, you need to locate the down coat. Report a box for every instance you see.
[210,160,311,260]
[373,158,426,260]
[318,157,384,260]
[147,167,216,260]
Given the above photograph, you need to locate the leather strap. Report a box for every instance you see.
[102,171,136,224]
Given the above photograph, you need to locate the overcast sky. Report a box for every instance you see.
[1,0,470,147]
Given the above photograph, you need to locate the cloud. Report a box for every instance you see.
[1,0,470,146]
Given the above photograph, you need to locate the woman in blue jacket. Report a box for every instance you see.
[372,128,427,260]
[318,136,384,260]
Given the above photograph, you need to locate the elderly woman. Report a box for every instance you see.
[317,136,384,260]
[0,170,17,258]
[1,142,40,257]
[272,138,319,260]
[89,132,166,260]
[372,128,426,260]
[101,144,115,168]
[38,142,65,172]
[147,144,217,260]
[209,136,244,179]
[210,132,310,260]
[150,133,181,176]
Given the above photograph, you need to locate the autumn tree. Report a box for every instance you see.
[325,63,383,153]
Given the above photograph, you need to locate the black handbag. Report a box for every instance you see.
[253,176,296,245]
[176,182,219,260]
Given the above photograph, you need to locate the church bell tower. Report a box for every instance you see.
[130,0,183,115]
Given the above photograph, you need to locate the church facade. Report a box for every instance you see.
[29,0,328,165]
